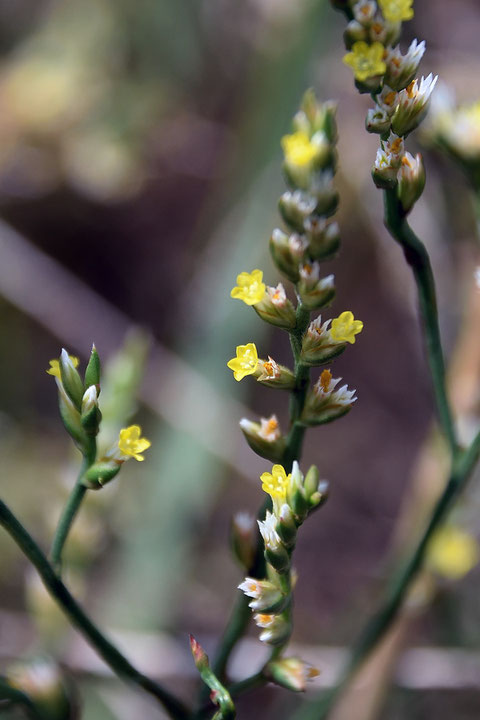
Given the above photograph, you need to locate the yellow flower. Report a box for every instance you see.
[260,464,291,501]
[118,425,151,462]
[426,526,479,581]
[47,355,79,379]
[227,343,259,381]
[330,311,364,344]
[281,131,319,168]
[378,0,413,23]
[231,269,266,306]
[343,42,387,82]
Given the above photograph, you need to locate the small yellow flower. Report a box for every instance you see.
[230,269,266,306]
[227,343,259,381]
[330,311,364,344]
[281,131,318,168]
[118,425,151,462]
[343,42,387,82]
[427,526,479,581]
[260,464,291,501]
[378,0,413,23]
[47,355,79,379]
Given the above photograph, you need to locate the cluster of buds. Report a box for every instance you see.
[47,347,151,488]
[337,0,435,214]
[239,462,328,646]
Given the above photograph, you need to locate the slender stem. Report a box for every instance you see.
[0,499,190,720]
[293,433,480,720]
[291,192,471,720]
[383,188,457,455]
[50,438,97,573]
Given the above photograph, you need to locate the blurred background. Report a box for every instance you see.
[2,0,480,718]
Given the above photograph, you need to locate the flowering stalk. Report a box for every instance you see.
[48,347,151,573]
[205,91,364,710]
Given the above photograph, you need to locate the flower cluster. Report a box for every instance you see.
[226,91,363,674]
[239,461,328,645]
[336,0,436,214]
[47,347,151,488]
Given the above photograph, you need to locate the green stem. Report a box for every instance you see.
[50,438,97,573]
[383,188,457,455]
[203,302,311,701]
[0,499,190,720]
[293,434,480,720]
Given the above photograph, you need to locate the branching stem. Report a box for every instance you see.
[0,499,190,720]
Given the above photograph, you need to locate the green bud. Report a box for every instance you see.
[84,344,101,388]
[80,385,101,435]
[267,656,319,692]
[343,20,368,49]
[301,320,345,366]
[239,417,286,463]
[230,512,257,571]
[276,505,297,548]
[6,658,75,720]
[304,465,320,499]
[304,217,340,261]
[298,266,336,312]
[270,229,308,282]
[279,190,317,233]
[397,152,425,214]
[265,546,290,574]
[355,75,383,95]
[59,349,84,410]
[310,172,339,216]
[83,461,120,489]
[58,391,86,449]
[366,107,391,135]
[254,284,296,330]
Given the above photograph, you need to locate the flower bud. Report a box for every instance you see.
[372,148,398,189]
[269,229,308,282]
[287,462,309,522]
[298,268,335,311]
[397,152,425,214]
[254,612,291,645]
[267,656,320,692]
[6,658,76,720]
[304,465,320,499]
[384,40,426,92]
[255,358,296,390]
[301,316,346,366]
[83,460,121,489]
[276,503,297,547]
[258,512,290,573]
[278,190,317,233]
[391,74,438,137]
[80,385,101,435]
[59,349,84,410]
[231,512,257,570]
[84,343,101,388]
[310,171,339,216]
[366,106,391,135]
[304,217,340,261]
[238,577,285,613]
[302,370,357,426]
[254,283,296,329]
[343,20,368,49]
[239,416,286,463]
